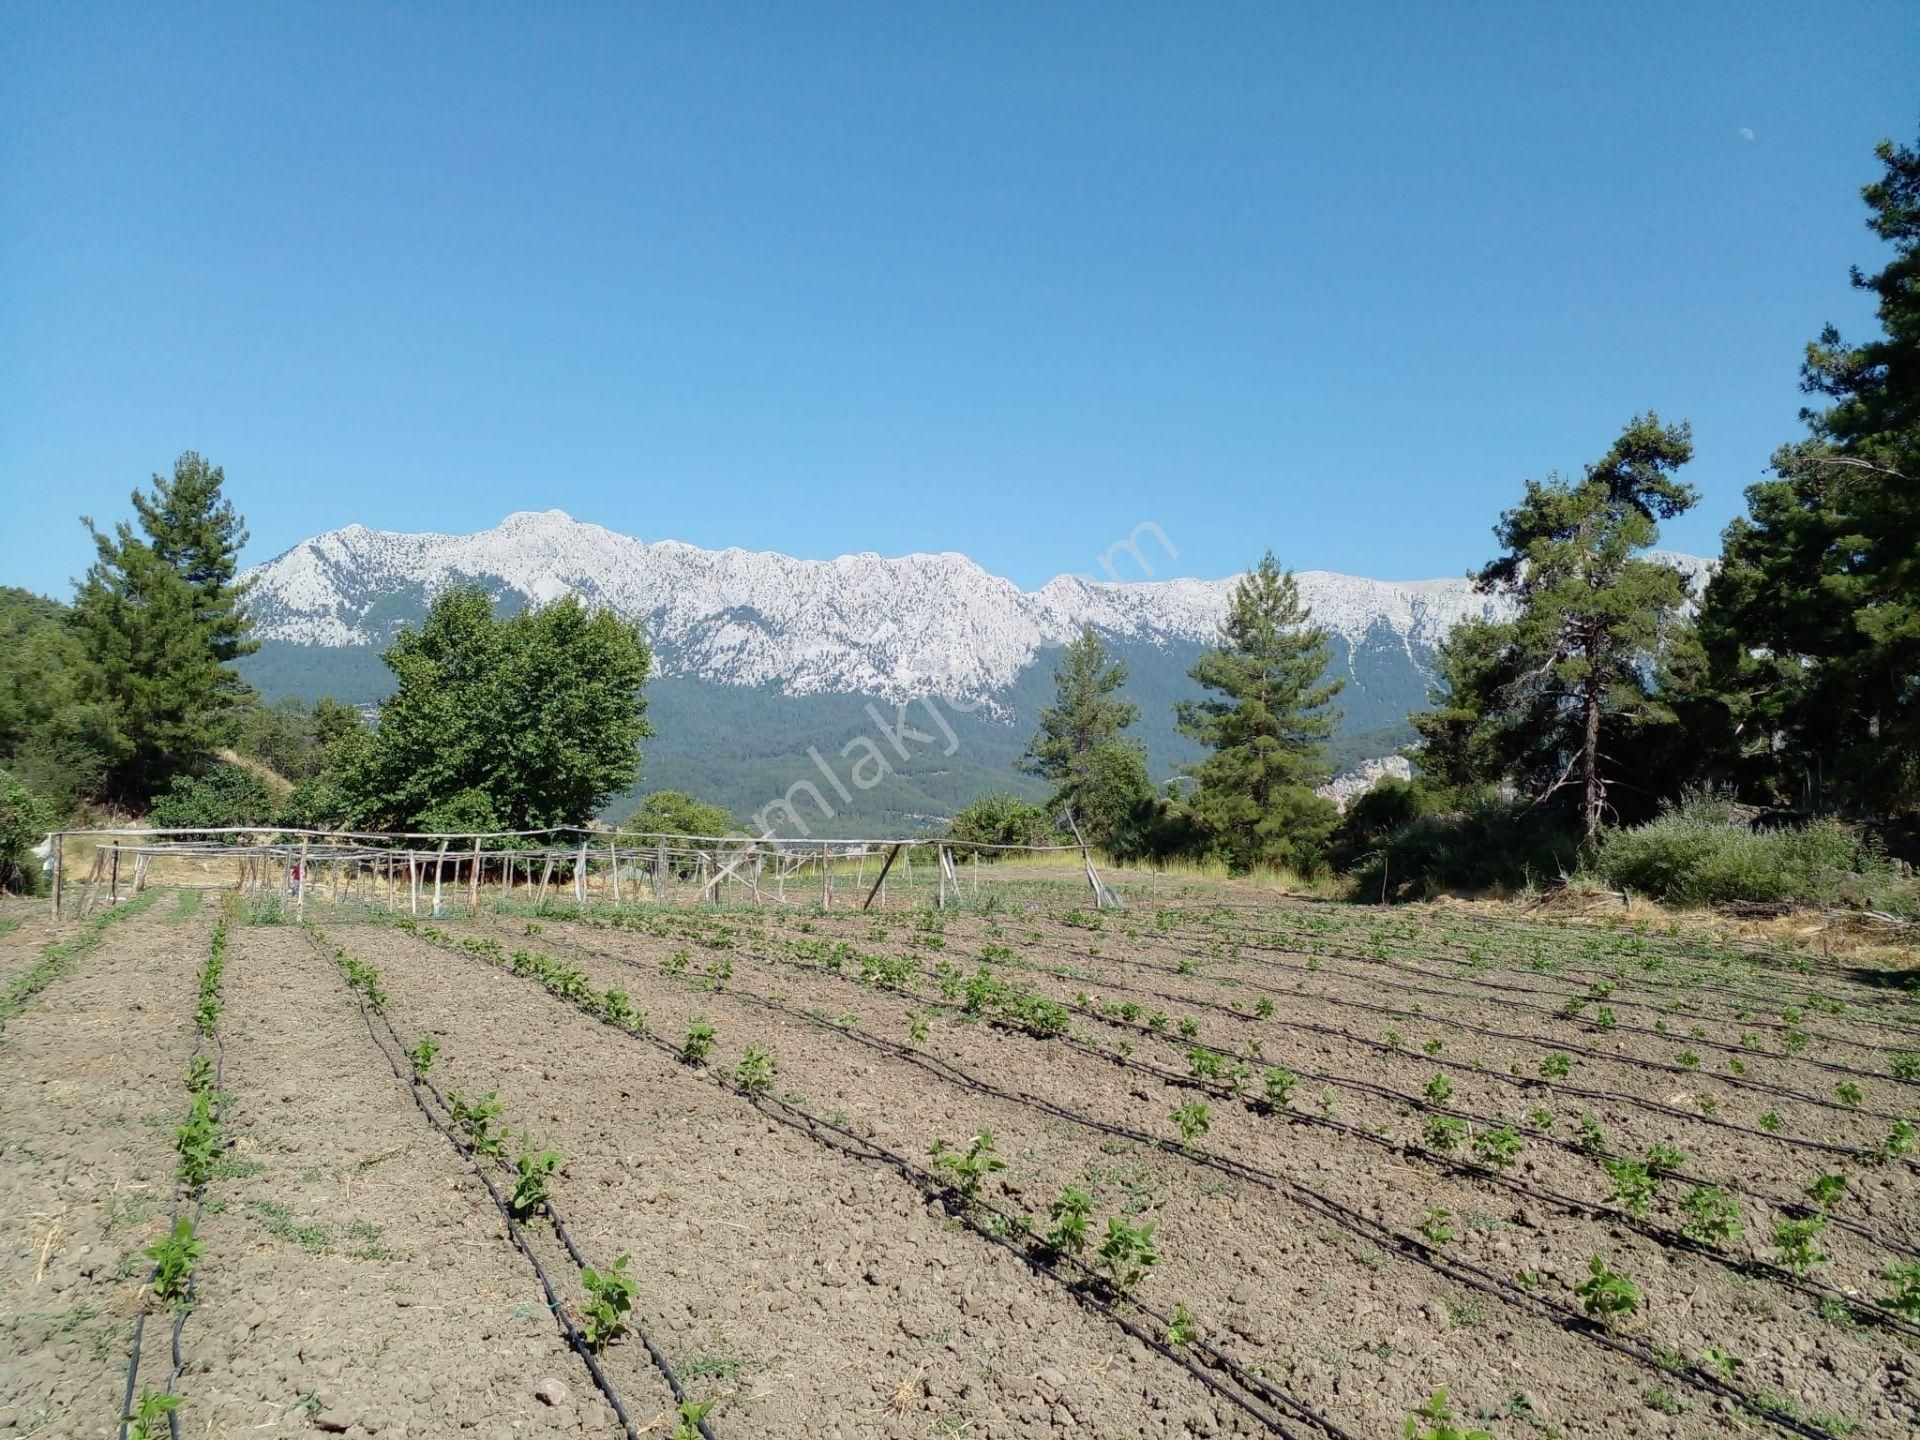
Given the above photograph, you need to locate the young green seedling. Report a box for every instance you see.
[930,1130,1005,1211]
[579,1253,639,1351]
[1167,1302,1199,1346]
[124,1387,181,1440]
[1097,1216,1158,1297]
[146,1217,203,1306]
[680,1018,716,1066]
[407,1036,439,1080]
[1678,1185,1743,1247]
[1773,1216,1828,1275]
[510,1142,562,1220]
[1042,1186,1093,1258]
[1170,1101,1211,1146]
[1575,1255,1640,1329]
[1403,1387,1491,1440]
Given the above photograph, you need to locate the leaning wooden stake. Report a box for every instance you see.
[469,836,482,915]
[861,843,903,911]
[296,835,310,919]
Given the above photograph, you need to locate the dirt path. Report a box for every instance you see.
[0,916,205,1439]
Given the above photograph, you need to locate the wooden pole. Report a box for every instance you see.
[108,845,119,907]
[861,843,902,911]
[432,840,448,917]
[820,842,831,909]
[575,838,588,907]
[409,853,420,917]
[469,836,482,915]
[609,839,620,907]
[654,842,666,903]
[49,832,62,920]
[296,835,309,919]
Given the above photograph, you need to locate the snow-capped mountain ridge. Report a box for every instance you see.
[242,509,1700,703]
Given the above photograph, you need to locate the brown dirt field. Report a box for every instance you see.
[4,884,1917,1440]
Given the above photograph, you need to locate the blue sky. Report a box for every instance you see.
[2,3,1915,597]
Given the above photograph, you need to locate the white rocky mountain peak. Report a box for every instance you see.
[243,509,1698,703]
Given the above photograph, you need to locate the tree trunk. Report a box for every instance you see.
[1582,679,1604,842]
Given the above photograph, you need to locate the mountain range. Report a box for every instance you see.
[236,510,1705,835]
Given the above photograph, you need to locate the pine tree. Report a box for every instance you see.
[1699,127,1920,815]
[1019,624,1142,840]
[68,454,259,804]
[71,528,236,802]
[1176,553,1343,872]
[1439,415,1697,840]
[132,452,258,666]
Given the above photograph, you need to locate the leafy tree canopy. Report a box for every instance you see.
[341,587,651,830]
[1018,624,1142,843]
[624,789,735,839]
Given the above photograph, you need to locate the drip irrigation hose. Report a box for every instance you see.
[117,908,228,1440]
[302,927,716,1440]
[411,918,1874,1440]
[549,914,1920,1268]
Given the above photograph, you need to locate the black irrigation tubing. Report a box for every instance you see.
[691,915,1898,1173]
[1175,914,1920,1044]
[999,940,1913,1167]
[1049,934,1917,1127]
[117,908,228,1440]
[1101,925,1916,1084]
[573,913,1920,1260]
[486,921,1896,1438]
[552,921,1920,1340]
[395,924,1355,1440]
[565,947,1857,1440]
[299,927,714,1440]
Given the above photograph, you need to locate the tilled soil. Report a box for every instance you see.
[0,911,205,1438]
[180,924,622,1439]
[354,922,1263,1438]
[7,888,1918,1440]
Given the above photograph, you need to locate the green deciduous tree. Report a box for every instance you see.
[1176,553,1343,872]
[1425,415,1698,840]
[948,793,1060,849]
[624,790,735,838]
[341,587,651,830]
[1019,625,1142,842]
[1698,127,1920,816]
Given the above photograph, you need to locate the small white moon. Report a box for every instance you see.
[1737,127,1755,141]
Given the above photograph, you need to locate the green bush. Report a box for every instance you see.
[0,770,52,895]
[1348,797,1580,901]
[148,765,276,834]
[1593,792,1915,914]
[948,793,1060,849]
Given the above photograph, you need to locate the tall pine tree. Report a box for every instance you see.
[1699,127,1920,816]
[71,454,258,804]
[1176,553,1343,872]
[1018,624,1146,843]
[1423,415,1697,840]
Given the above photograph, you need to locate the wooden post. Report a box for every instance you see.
[609,839,620,907]
[469,837,482,915]
[904,847,914,893]
[972,850,979,897]
[654,842,666,903]
[409,853,420,917]
[860,843,903,911]
[432,839,448,917]
[108,845,119,907]
[537,852,554,907]
[49,832,63,920]
[575,838,588,907]
[820,842,831,909]
[296,835,310,919]
[387,852,396,912]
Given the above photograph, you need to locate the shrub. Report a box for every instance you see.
[947,794,1060,849]
[148,764,276,834]
[1593,791,1916,913]
[0,770,52,895]
[1349,798,1582,901]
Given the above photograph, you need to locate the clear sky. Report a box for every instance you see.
[3,4,1915,598]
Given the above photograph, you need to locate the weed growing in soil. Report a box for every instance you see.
[146,1217,202,1306]
[1574,1114,1607,1154]
[1540,1053,1571,1079]
[579,1254,638,1351]
[1575,1256,1640,1328]
[1891,1052,1920,1082]
[1871,1119,1915,1162]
